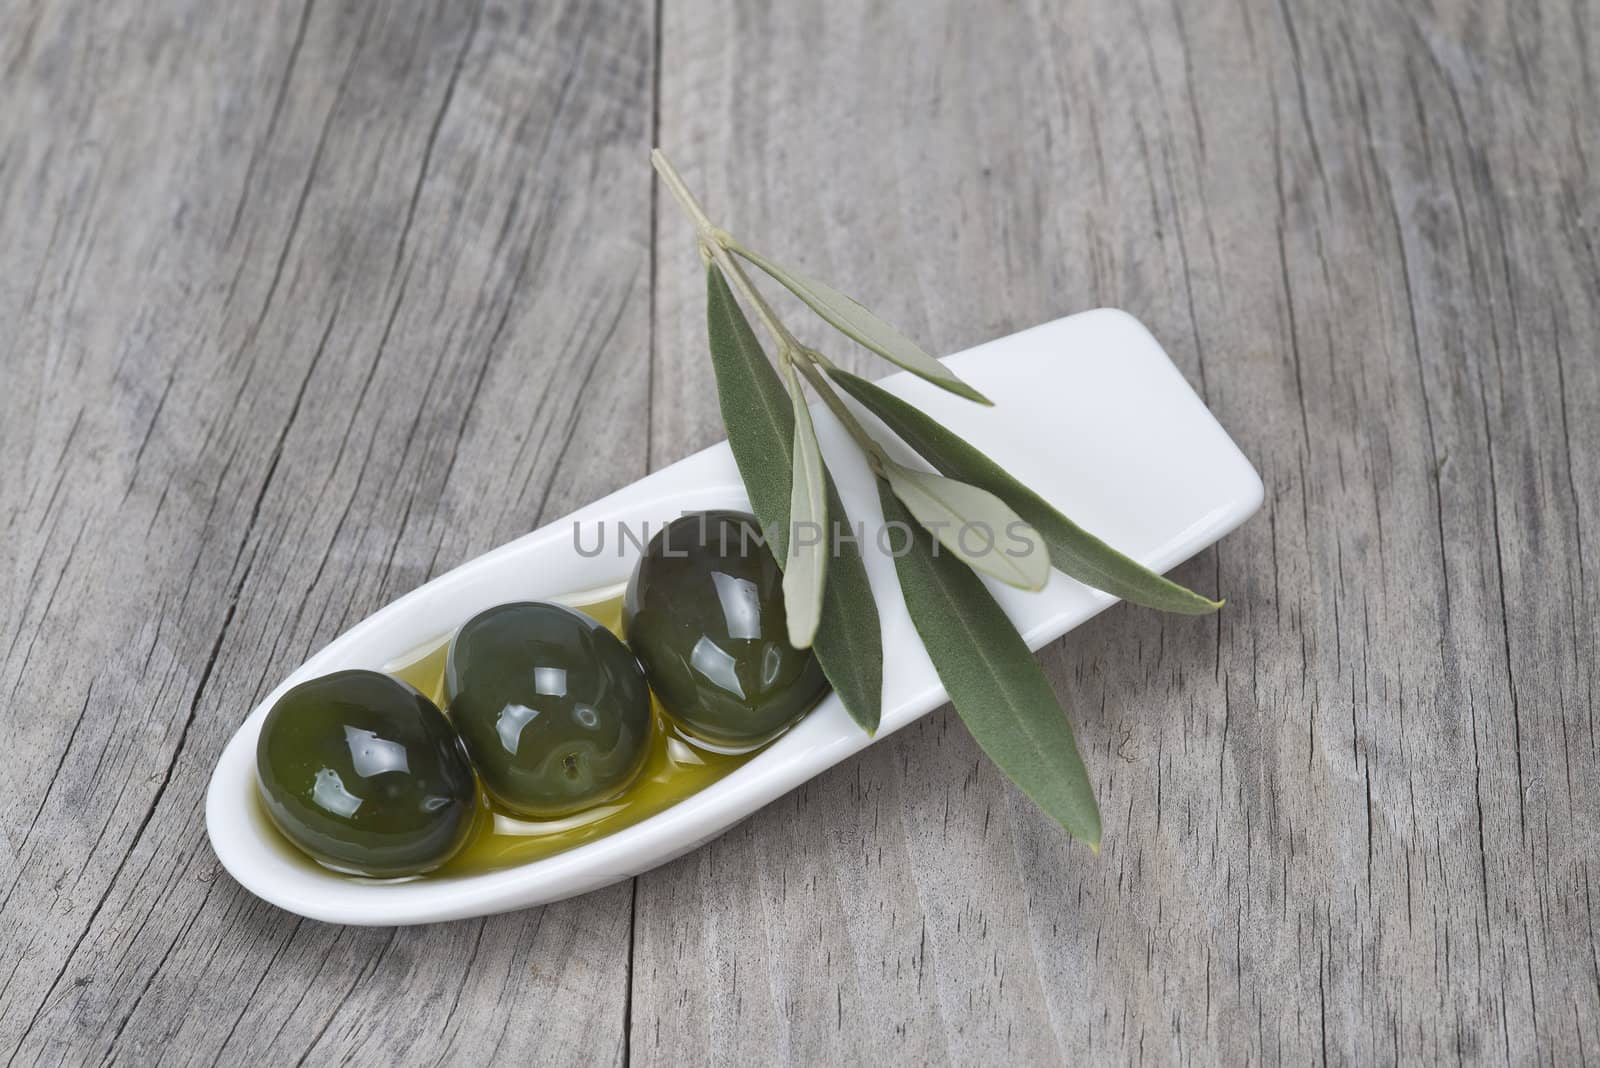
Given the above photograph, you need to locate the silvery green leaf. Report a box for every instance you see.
[878,484,1101,848]
[704,264,884,732]
[831,369,1224,614]
[882,461,1049,591]
[730,243,991,405]
[704,267,790,532]
[781,360,827,648]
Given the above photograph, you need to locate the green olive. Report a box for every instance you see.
[255,670,476,877]
[446,601,653,817]
[623,511,829,748]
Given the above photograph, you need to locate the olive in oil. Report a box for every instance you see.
[381,591,759,877]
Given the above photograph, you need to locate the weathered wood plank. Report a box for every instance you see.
[644,0,1598,1064]
[2,0,1597,1063]
[0,0,654,1063]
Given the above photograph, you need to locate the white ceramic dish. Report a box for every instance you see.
[206,309,1263,925]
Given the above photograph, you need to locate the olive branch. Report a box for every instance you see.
[652,150,1222,848]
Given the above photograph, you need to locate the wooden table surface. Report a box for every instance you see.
[3,0,1596,1063]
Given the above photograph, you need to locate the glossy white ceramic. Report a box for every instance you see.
[206,309,1263,925]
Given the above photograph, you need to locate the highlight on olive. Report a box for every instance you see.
[446,601,654,818]
[624,510,830,748]
[255,669,476,878]
[253,519,834,878]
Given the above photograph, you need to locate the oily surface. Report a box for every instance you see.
[257,670,476,876]
[448,602,651,817]
[624,512,829,747]
[1,0,1596,1064]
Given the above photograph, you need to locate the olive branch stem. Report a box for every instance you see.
[651,148,1229,850]
[651,150,892,474]
[651,151,803,362]
[791,351,892,475]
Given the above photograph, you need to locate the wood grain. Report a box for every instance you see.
[0,0,653,1063]
[645,0,1599,1064]
[2,0,1596,1063]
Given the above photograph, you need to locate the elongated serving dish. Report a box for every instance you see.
[206,309,1263,925]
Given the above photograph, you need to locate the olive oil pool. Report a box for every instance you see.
[253,511,832,879]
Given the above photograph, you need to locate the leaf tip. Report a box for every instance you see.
[839,700,881,737]
[941,378,993,406]
[782,576,821,649]
[784,611,816,649]
[1176,594,1226,614]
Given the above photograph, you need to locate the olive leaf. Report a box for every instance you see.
[705,264,884,732]
[832,369,1223,615]
[878,483,1101,848]
[729,242,992,406]
[881,461,1049,591]
[654,148,1233,855]
[781,359,827,648]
